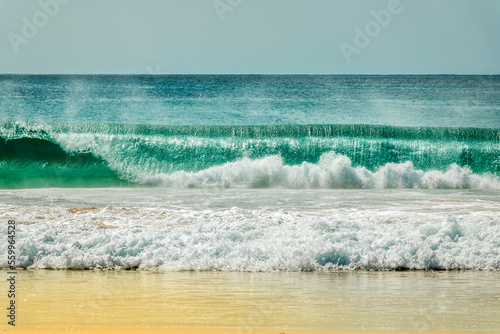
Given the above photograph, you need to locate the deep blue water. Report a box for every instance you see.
[1,75,499,127]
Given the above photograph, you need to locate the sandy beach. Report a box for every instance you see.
[1,270,499,332]
[1,329,496,334]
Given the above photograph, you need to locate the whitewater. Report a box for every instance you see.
[1,121,499,189]
[0,75,499,272]
[1,188,499,271]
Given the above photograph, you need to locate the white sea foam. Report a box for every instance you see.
[1,197,499,271]
[2,121,499,190]
[140,152,500,190]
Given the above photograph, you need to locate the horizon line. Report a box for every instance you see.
[1,73,500,76]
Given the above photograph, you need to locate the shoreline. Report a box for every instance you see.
[1,270,498,332]
[1,330,496,334]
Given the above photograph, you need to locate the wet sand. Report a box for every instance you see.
[2,330,496,334]
[1,270,499,332]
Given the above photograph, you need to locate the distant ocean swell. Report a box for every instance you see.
[1,206,498,271]
[1,121,499,189]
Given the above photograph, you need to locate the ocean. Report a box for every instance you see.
[0,75,499,272]
[2,74,500,331]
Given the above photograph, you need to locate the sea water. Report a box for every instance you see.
[12,270,500,331]
[0,75,499,271]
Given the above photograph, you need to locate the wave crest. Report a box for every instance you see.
[142,152,500,189]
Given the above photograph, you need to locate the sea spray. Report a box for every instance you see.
[0,121,499,189]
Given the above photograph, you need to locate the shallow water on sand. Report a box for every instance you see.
[2,270,498,331]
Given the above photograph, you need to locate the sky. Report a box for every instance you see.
[1,0,500,75]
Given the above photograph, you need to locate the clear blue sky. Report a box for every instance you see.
[1,0,499,74]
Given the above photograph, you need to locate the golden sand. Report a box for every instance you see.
[0,330,492,334]
[1,270,499,332]
[66,207,98,214]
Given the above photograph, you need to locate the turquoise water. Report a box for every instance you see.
[0,75,499,271]
[0,121,499,188]
[1,75,499,189]
[2,75,500,127]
